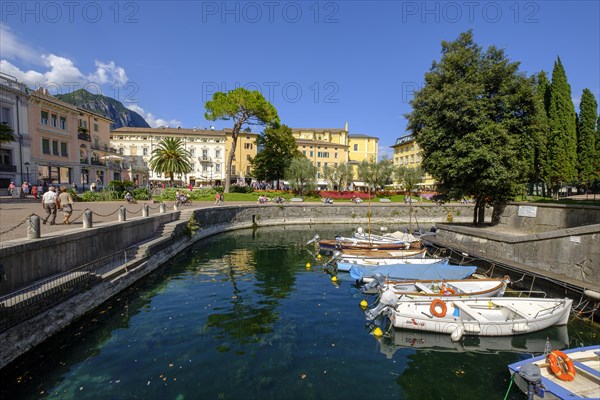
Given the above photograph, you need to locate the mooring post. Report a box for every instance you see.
[160,202,166,214]
[83,209,93,228]
[118,206,126,222]
[27,215,40,239]
[143,203,149,217]
[173,203,179,211]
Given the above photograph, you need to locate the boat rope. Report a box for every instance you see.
[502,374,514,400]
[511,273,527,284]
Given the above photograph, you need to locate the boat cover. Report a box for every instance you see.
[349,262,477,281]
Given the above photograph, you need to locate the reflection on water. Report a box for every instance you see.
[0,225,598,400]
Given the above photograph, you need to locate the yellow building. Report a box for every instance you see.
[224,129,260,185]
[391,133,436,189]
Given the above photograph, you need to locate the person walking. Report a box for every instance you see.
[41,186,58,225]
[8,181,15,196]
[214,192,220,206]
[21,182,29,198]
[31,184,39,200]
[57,186,74,224]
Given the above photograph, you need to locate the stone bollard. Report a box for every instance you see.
[143,203,149,217]
[118,206,126,222]
[83,210,93,228]
[160,202,166,214]
[27,215,41,239]
[173,203,179,211]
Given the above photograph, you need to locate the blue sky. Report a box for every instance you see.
[1,1,599,158]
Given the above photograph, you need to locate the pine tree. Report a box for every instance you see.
[577,89,598,188]
[546,57,578,196]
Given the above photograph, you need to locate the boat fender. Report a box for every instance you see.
[380,290,398,307]
[584,289,600,301]
[547,350,576,382]
[430,299,447,318]
[450,325,464,342]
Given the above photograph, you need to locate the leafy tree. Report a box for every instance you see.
[0,123,15,144]
[357,157,393,195]
[148,137,192,185]
[251,124,301,188]
[204,88,279,193]
[395,165,423,201]
[406,30,536,225]
[576,89,598,189]
[284,157,317,197]
[323,162,354,192]
[546,57,578,197]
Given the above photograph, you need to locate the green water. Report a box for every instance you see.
[1,225,598,400]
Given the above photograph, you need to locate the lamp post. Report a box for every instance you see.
[24,161,30,183]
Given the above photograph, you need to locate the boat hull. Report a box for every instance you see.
[390,297,573,338]
[337,257,448,272]
[350,262,477,281]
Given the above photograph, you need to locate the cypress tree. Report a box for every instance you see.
[531,72,551,196]
[577,89,598,187]
[546,57,578,196]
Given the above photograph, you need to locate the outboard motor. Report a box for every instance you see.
[306,234,320,245]
[518,364,545,400]
[365,290,397,320]
[360,273,387,294]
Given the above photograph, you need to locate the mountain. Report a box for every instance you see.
[55,89,150,129]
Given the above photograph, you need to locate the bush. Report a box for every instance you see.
[318,190,373,200]
[230,185,254,194]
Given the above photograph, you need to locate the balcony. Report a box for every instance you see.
[90,159,104,166]
[198,156,213,163]
[0,164,17,172]
[78,132,91,141]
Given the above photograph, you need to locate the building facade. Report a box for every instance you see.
[224,129,260,185]
[391,133,436,189]
[28,88,115,190]
[110,127,229,186]
[0,73,30,190]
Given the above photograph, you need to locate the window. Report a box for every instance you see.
[94,123,98,132]
[1,106,11,126]
[51,114,57,127]
[215,164,221,172]
[60,116,67,129]
[244,143,252,150]
[353,144,358,151]
[42,139,50,154]
[302,150,306,156]
[202,149,208,158]
[0,148,12,165]
[190,148,195,157]
[334,153,338,159]
[41,111,49,125]
[309,151,313,157]
[60,142,68,157]
[79,119,87,128]
[202,164,208,172]
[215,149,221,158]
[52,140,59,155]
[143,148,148,156]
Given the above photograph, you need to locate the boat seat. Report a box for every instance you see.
[414,282,434,294]
[452,301,488,322]
[492,302,530,320]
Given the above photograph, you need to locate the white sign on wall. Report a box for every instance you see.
[518,205,537,218]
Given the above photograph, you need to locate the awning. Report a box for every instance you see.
[352,181,368,187]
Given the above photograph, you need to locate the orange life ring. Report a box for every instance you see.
[440,284,455,295]
[430,299,447,317]
[547,350,576,381]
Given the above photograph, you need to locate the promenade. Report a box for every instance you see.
[0,196,215,243]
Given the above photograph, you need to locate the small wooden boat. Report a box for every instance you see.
[337,256,447,272]
[507,345,600,400]
[350,262,477,282]
[361,276,510,299]
[338,257,446,272]
[353,227,419,244]
[337,248,427,259]
[318,239,410,251]
[367,297,573,341]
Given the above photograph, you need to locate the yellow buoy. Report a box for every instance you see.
[306,262,311,269]
[373,327,383,337]
[360,299,368,308]
[317,254,322,260]
[331,276,338,283]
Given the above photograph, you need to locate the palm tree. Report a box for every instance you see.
[148,138,192,185]
[0,123,15,144]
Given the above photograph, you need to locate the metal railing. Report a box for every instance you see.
[0,164,17,172]
[0,246,139,333]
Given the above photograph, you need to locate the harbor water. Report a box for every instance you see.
[1,225,598,400]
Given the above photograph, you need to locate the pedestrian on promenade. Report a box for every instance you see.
[31,184,38,200]
[57,186,74,224]
[37,182,44,195]
[41,186,58,225]
[8,181,15,196]
[21,182,29,198]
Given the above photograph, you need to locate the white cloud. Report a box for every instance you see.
[126,104,182,128]
[0,24,40,64]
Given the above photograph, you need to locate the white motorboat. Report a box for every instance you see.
[367,296,573,341]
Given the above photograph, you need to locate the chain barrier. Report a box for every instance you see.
[90,207,121,218]
[69,208,88,224]
[0,213,36,236]
[147,203,163,210]
[127,206,145,215]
